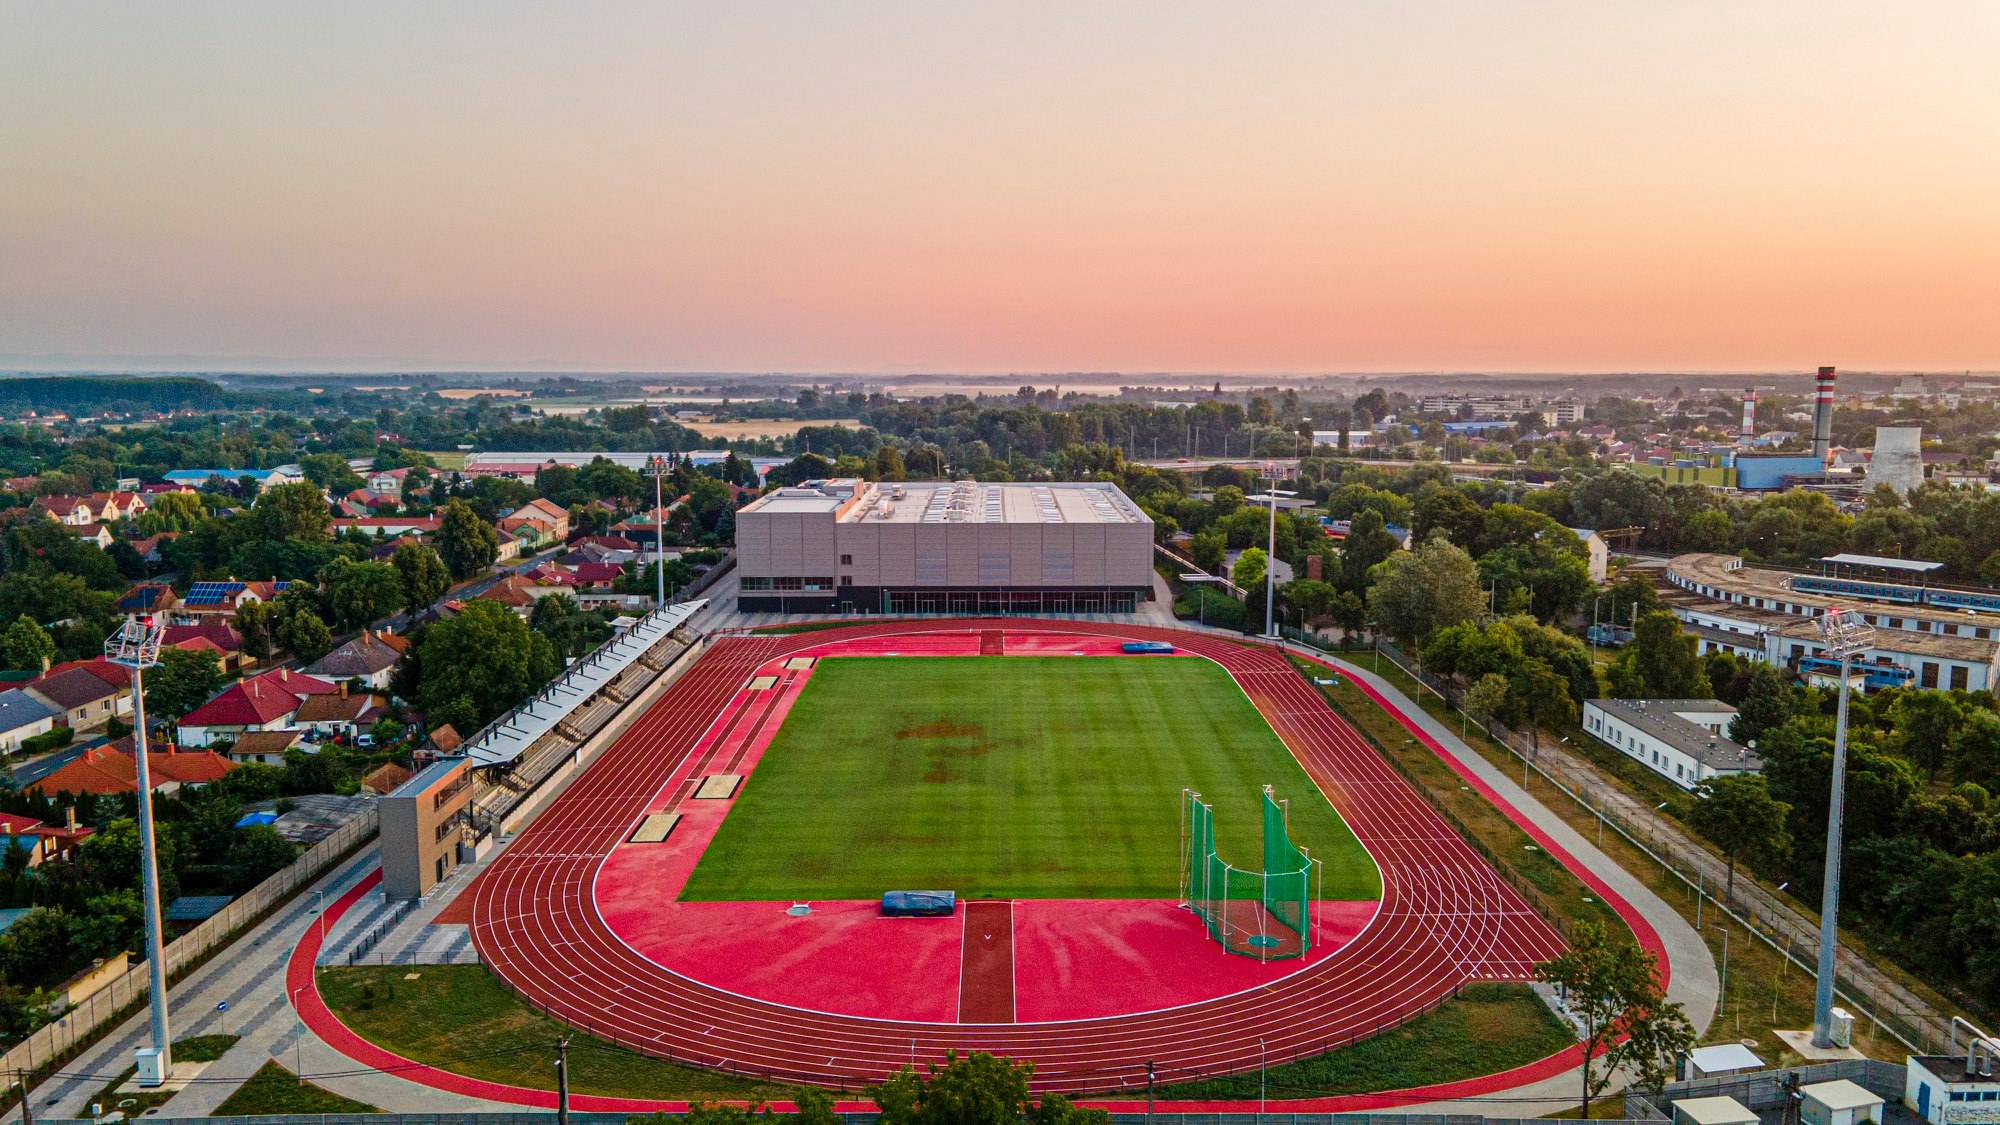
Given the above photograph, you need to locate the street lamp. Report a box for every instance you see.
[1810,606,1874,1049]
[104,614,171,1086]
[1711,925,1732,1020]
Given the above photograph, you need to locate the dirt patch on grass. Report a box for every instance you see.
[897,721,982,740]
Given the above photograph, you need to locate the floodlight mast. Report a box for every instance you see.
[1809,606,1875,1048]
[104,614,171,1082]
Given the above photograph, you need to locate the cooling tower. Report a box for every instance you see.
[1867,426,1924,496]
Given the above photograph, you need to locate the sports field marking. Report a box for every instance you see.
[629,813,680,843]
[692,775,742,799]
[680,655,1381,902]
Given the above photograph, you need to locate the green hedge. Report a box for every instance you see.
[20,727,75,755]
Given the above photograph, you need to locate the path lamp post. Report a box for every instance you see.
[104,614,171,1086]
[1810,606,1873,1048]
[1712,925,1731,1020]
[1179,573,1225,628]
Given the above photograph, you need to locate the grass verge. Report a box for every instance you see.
[80,1034,238,1118]
[1153,983,1573,1100]
[320,965,803,1101]
[1327,652,1907,1063]
[212,1061,381,1115]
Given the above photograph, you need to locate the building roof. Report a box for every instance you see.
[1819,553,1944,573]
[1911,1054,2000,1084]
[1799,1079,1884,1111]
[391,755,469,796]
[162,622,243,653]
[180,671,334,728]
[303,632,408,678]
[117,584,177,612]
[742,479,1151,526]
[228,730,303,756]
[295,693,374,724]
[1672,1096,1759,1125]
[425,724,463,754]
[30,744,235,794]
[1585,698,1762,770]
[1664,553,2000,661]
[24,667,123,710]
[0,689,61,732]
[361,762,413,794]
[1686,1043,1764,1074]
[163,895,234,923]
[480,575,537,607]
[0,813,49,836]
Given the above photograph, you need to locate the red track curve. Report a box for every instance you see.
[461,619,1574,1095]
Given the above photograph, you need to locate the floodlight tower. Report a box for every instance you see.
[104,613,172,1085]
[646,454,668,606]
[1251,462,1297,638]
[1810,605,1875,1048]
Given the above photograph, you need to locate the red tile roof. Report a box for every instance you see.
[24,666,123,709]
[29,744,235,794]
[162,622,243,653]
[179,670,334,728]
[35,659,134,690]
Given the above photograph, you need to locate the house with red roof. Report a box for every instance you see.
[28,739,235,796]
[23,665,131,730]
[330,516,441,537]
[0,810,92,866]
[176,668,336,746]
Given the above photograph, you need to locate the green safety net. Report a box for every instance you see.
[1182,788,1315,960]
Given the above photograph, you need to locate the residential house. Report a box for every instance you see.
[0,690,59,752]
[330,516,441,538]
[302,630,409,691]
[129,533,177,566]
[33,496,100,526]
[361,762,413,795]
[293,688,387,739]
[161,467,300,493]
[364,466,412,498]
[117,583,180,616]
[161,621,251,673]
[477,574,540,616]
[69,523,114,549]
[176,668,337,746]
[1566,527,1611,583]
[0,810,92,866]
[224,729,303,766]
[23,665,131,730]
[506,497,569,540]
[30,739,235,796]
[178,579,291,622]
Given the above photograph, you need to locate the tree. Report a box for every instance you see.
[227,824,298,888]
[248,481,333,543]
[80,818,179,901]
[392,541,450,608]
[0,614,53,672]
[1189,530,1226,574]
[1516,659,1579,748]
[436,499,499,579]
[0,907,79,988]
[147,646,223,719]
[1688,774,1790,901]
[874,1050,1107,1125]
[1729,662,1796,744]
[1890,691,1965,779]
[1536,923,1694,1117]
[414,599,559,734]
[234,600,274,660]
[299,453,364,494]
[530,592,584,659]
[321,558,406,631]
[277,609,332,662]
[1463,673,1512,731]
[67,890,143,960]
[1606,611,1711,699]
[1231,547,1267,593]
[283,747,343,795]
[1367,536,1483,651]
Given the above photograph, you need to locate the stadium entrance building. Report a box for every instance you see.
[735,479,1155,614]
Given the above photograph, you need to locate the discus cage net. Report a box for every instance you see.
[1180,786,1320,960]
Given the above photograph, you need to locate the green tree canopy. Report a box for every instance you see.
[436,499,499,579]
[413,599,559,734]
[1366,535,1483,651]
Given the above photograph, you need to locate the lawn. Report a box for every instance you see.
[680,656,1380,902]
[1151,983,1573,1101]
[319,966,800,1102]
[213,1062,381,1115]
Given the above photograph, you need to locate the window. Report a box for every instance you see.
[839,554,853,565]
[1952,665,1970,691]
[742,576,773,591]
[1921,662,1939,689]
[839,575,853,586]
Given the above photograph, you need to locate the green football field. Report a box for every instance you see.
[679,656,1381,902]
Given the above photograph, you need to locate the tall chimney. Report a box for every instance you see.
[1811,366,1837,465]
[1738,389,1757,450]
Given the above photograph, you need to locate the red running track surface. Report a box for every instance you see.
[465,620,1576,1095]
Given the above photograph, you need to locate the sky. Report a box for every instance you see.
[3,2,1998,375]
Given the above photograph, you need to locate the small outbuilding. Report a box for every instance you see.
[1673,1095,1760,1125]
[1801,1079,1886,1125]
[1687,1043,1765,1079]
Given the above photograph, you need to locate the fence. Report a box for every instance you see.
[28,1112,1678,1125]
[1625,1058,1906,1120]
[344,898,417,964]
[0,807,377,1075]
[1361,638,1955,1055]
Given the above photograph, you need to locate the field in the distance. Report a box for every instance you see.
[680,656,1381,902]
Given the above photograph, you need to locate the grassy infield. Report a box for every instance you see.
[315,652,1584,1106]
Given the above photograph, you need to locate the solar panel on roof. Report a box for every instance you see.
[184,581,245,607]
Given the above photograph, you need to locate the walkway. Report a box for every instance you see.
[1318,653,1719,1115]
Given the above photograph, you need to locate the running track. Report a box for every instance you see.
[466,620,1569,1094]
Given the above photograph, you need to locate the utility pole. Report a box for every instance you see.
[1146,1060,1155,1120]
[18,1067,33,1125]
[555,1036,570,1125]
[1811,607,1874,1047]
[105,615,170,1086]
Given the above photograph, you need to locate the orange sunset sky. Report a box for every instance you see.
[3,2,1997,374]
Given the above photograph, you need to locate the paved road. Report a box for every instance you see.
[9,735,107,787]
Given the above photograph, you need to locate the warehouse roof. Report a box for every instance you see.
[1584,698,1762,770]
[741,480,1152,525]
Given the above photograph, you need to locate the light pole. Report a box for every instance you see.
[646,454,668,607]
[1810,606,1873,1048]
[1258,1036,1267,1113]
[1180,573,1225,628]
[104,614,170,1086]
[1711,924,1731,1019]
[291,986,307,1084]
[1249,465,1296,639]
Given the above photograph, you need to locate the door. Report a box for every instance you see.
[1916,1082,1929,1121]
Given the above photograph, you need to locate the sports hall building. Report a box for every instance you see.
[735,479,1155,614]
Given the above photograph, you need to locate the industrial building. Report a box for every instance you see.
[1581,698,1760,791]
[735,479,1155,614]
[1657,553,2000,692]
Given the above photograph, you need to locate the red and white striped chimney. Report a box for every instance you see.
[1811,366,1837,464]
[1738,389,1757,449]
